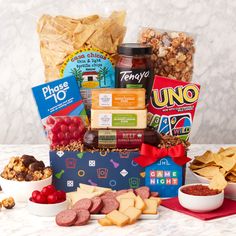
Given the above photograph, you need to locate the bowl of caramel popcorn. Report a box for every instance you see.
[0,155,53,202]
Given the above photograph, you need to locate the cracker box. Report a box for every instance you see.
[148,76,200,141]
[49,151,145,192]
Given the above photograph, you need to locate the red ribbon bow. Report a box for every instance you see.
[133,143,191,168]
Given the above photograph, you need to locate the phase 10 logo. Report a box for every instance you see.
[149,170,178,185]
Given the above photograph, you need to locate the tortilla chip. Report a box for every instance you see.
[225,174,236,183]
[217,147,225,154]
[219,147,236,157]
[194,151,214,164]
[209,172,228,190]
[213,153,236,171]
[193,166,220,178]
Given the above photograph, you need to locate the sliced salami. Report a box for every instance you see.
[100,191,116,199]
[56,209,77,227]
[73,209,90,226]
[134,186,150,199]
[150,191,159,197]
[72,198,92,211]
[90,197,103,214]
[100,198,119,214]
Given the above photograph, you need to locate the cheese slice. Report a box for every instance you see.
[91,109,147,129]
[92,88,146,110]
[119,198,135,212]
[98,217,113,226]
[67,188,102,205]
[94,186,112,193]
[142,199,158,214]
[106,210,130,227]
[135,195,146,211]
[116,192,137,202]
[123,206,142,224]
[79,184,95,193]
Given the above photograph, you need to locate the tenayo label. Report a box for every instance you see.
[60,48,115,89]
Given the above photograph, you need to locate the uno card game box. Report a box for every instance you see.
[148,76,200,141]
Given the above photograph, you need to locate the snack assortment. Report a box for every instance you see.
[139,28,195,82]
[189,147,236,190]
[55,183,161,227]
[1,155,52,181]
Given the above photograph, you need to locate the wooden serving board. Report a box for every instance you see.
[90,212,160,220]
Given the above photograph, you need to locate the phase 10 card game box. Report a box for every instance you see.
[147,76,200,141]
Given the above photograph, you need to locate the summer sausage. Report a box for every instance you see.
[150,191,159,197]
[72,198,92,211]
[134,186,150,199]
[100,198,119,214]
[100,191,116,199]
[73,209,90,226]
[83,129,161,149]
[56,209,77,227]
[90,197,103,214]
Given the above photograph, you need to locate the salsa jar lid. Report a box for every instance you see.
[117,43,152,56]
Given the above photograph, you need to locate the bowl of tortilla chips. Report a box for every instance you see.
[189,147,236,200]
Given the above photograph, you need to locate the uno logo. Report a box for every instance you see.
[151,84,199,109]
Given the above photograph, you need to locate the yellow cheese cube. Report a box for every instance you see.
[106,210,130,227]
[123,206,142,224]
[142,199,158,214]
[116,192,137,202]
[149,197,162,207]
[135,195,146,211]
[119,198,135,212]
[98,217,113,226]
[94,186,112,193]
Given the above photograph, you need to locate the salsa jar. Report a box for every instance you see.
[115,43,153,100]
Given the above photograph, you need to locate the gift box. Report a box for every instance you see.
[49,150,145,192]
[133,143,191,198]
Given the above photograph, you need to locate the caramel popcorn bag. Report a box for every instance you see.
[139,28,196,82]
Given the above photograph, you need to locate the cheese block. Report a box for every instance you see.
[142,199,158,214]
[119,198,135,212]
[123,206,142,224]
[98,217,113,226]
[92,88,146,110]
[116,192,137,202]
[149,197,162,207]
[106,210,130,227]
[94,186,112,193]
[135,195,146,211]
[91,109,147,129]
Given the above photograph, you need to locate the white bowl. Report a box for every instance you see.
[0,176,52,202]
[27,199,68,217]
[191,171,236,200]
[178,183,224,213]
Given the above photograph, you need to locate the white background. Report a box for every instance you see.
[0,0,236,144]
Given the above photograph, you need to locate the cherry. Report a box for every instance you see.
[46,116,55,125]
[51,122,62,133]
[41,185,56,197]
[47,192,58,204]
[64,132,71,140]
[60,124,68,132]
[72,116,81,125]
[32,190,40,201]
[35,193,47,204]
[55,190,66,202]
[60,140,69,146]
[73,130,80,139]
[57,132,65,140]
[68,124,77,133]
[55,117,65,124]
[63,117,72,125]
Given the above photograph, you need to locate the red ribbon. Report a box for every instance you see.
[133,143,191,168]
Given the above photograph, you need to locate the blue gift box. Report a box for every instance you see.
[49,150,145,192]
[49,150,185,197]
[145,156,186,198]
